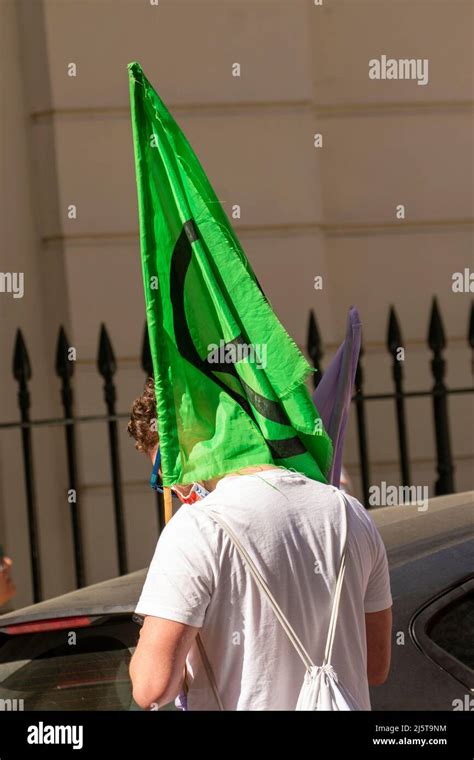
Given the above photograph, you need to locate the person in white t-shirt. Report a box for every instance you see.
[128,378,392,711]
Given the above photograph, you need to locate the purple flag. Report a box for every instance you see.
[312,307,361,487]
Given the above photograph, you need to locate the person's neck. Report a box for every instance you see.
[203,464,280,492]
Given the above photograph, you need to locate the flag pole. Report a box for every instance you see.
[164,486,173,525]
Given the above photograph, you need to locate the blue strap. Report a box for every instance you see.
[150,448,163,493]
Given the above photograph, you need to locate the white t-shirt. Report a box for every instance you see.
[135,469,392,710]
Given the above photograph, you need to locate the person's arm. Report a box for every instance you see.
[130,506,218,708]
[360,504,393,686]
[0,557,15,607]
[365,607,392,685]
[130,616,199,709]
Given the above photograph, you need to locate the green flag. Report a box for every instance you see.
[128,62,332,487]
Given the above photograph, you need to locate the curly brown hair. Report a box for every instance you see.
[127,376,159,453]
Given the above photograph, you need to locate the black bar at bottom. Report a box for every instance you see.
[0,710,471,757]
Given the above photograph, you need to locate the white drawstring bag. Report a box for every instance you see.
[199,489,361,711]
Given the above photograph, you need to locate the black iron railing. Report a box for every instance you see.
[2,324,165,601]
[308,298,473,507]
[0,298,473,602]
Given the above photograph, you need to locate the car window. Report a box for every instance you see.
[427,591,474,670]
[412,576,474,692]
[0,616,140,711]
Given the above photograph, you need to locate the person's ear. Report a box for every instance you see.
[149,444,159,464]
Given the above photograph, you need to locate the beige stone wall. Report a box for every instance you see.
[0,0,472,607]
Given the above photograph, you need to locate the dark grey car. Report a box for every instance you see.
[0,571,144,710]
[0,491,472,710]
[370,490,473,711]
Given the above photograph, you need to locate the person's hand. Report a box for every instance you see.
[0,557,16,607]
